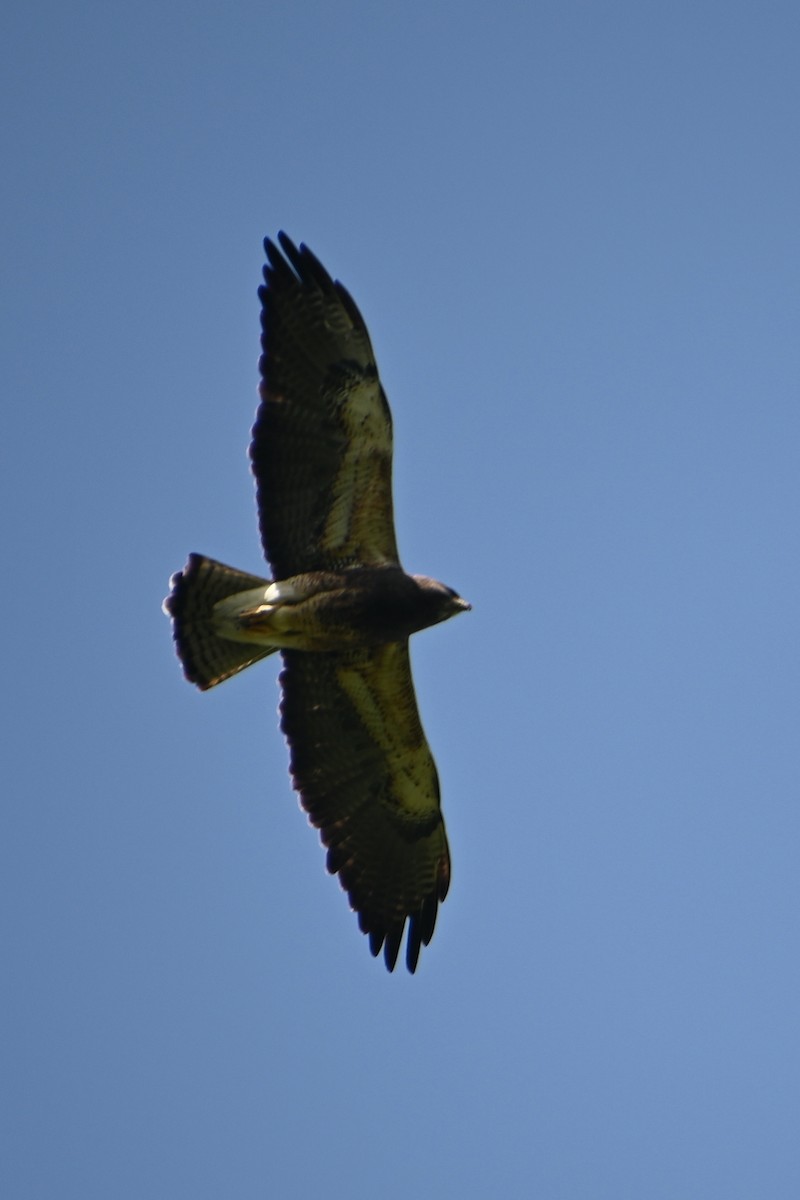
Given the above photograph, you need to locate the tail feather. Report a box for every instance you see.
[164,554,277,689]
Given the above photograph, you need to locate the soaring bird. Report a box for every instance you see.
[164,234,469,971]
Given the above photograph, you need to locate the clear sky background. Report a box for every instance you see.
[3,2,800,1196]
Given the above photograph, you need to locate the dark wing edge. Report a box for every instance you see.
[251,233,399,578]
[278,643,450,973]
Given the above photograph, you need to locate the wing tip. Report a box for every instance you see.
[260,233,368,332]
[362,892,443,974]
[262,231,333,292]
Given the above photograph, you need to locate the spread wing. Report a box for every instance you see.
[251,233,399,579]
[279,641,450,972]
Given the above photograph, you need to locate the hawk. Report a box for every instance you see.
[164,233,469,972]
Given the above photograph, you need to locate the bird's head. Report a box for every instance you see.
[411,575,471,628]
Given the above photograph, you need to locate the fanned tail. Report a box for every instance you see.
[163,554,277,689]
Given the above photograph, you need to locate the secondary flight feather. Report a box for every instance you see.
[164,233,469,972]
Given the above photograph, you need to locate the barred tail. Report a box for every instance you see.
[163,554,278,689]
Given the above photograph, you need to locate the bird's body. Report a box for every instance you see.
[164,233,468,971]
[212,565,466,653]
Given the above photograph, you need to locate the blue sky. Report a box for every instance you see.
[3,1,800,1196]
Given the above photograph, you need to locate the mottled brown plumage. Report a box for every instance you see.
[164,233,468,971]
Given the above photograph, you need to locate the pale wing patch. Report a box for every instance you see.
[320,375,396,565]
[336,643,440,820]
